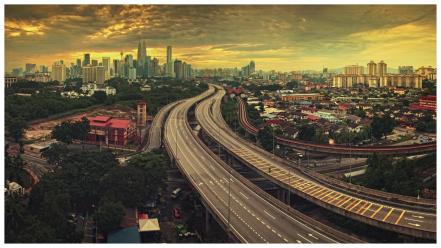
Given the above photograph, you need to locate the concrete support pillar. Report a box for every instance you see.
[277,188,286,202]
[205,208,211,234]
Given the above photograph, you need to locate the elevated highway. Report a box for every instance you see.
[164,86,362,243]
[237,97,436,156]
[195,86,436,240]
[145,100,182,152]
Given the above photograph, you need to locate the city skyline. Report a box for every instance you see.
[5,5,436,72]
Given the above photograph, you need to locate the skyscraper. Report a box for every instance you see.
[76,59,81,67]
[102,57,110,76]
[96,66,105,84]
[137,40,146,77]
[39,65,48,73]
[152,58,160,76]
[25,63,36,74]
[367,61,377,76]
[83,53,90,66]
[250,61,256,74]
[377,60,387,76]
[91,60,98,66]
[82,65,93,83]
[113,59,120,77]
[174,60,183,79]
[166,46,174,77]
[51,61,66,82]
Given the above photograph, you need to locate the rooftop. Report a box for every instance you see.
[107,227,140,243]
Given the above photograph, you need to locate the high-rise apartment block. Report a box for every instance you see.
[51,61,66,82]
[166,45,174,77]
[344,65,364,75]
[83,53,90,66]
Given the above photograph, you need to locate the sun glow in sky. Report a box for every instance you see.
[5,5,436,72]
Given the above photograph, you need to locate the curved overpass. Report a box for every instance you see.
[164,86,361,243]
[145,100,182,152]
[237,97,436,156]
[195,86,435,240]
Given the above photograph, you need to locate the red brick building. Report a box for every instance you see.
[82,116,136,146]
[409,95,436,112]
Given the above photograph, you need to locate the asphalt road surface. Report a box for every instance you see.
[164,86,339,243]
[195,86,436,238]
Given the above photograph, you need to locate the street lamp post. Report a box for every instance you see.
[288,167,291,208]
[228,169,232,232]
[272,126,275,156]
[349,142,352,184]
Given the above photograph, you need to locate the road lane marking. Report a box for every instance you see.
[412,215,425,219]
[302,184,322,195]
[320,191,335,200]
[348,199,362,211]
[312,188,327,197]
[308,233,319,240]
[395,210,406,224]
[328,194,343,204]
[315,190,330,198]
[297,233,313,243]
[407,223,421,227]
[335,196,348,206]
[356,201,369,214]
[264,210,276,220]
[239,192,249,200]
[404,217,424,223]
[302,184,317,191]
[370,205,384,218]
[337,197,352,207]
[382,208,395,221]
[360,202,373,215]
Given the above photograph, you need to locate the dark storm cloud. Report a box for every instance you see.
[5,5,436,71]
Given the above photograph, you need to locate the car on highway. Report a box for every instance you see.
[171,188,182,199]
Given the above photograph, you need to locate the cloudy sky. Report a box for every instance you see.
[5,5,436,72]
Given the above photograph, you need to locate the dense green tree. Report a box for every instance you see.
[5,153,31,188]
[286,80,299,89]
[352,107,366,118]
[51,117,90,144]
[92,91,107,103]
[5,195,57,243]
[416,111,436,133]
[371,116,384,139]
[99,166,146,208]
[297,124,316,141]
[52,121,75,144]
[6,117,27,143]
[95,201,125,235]
[361,154,422,196]
[41,143,69,166]
[370,114,395,139]
[257,126,282,152]
[127,150,168,196]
